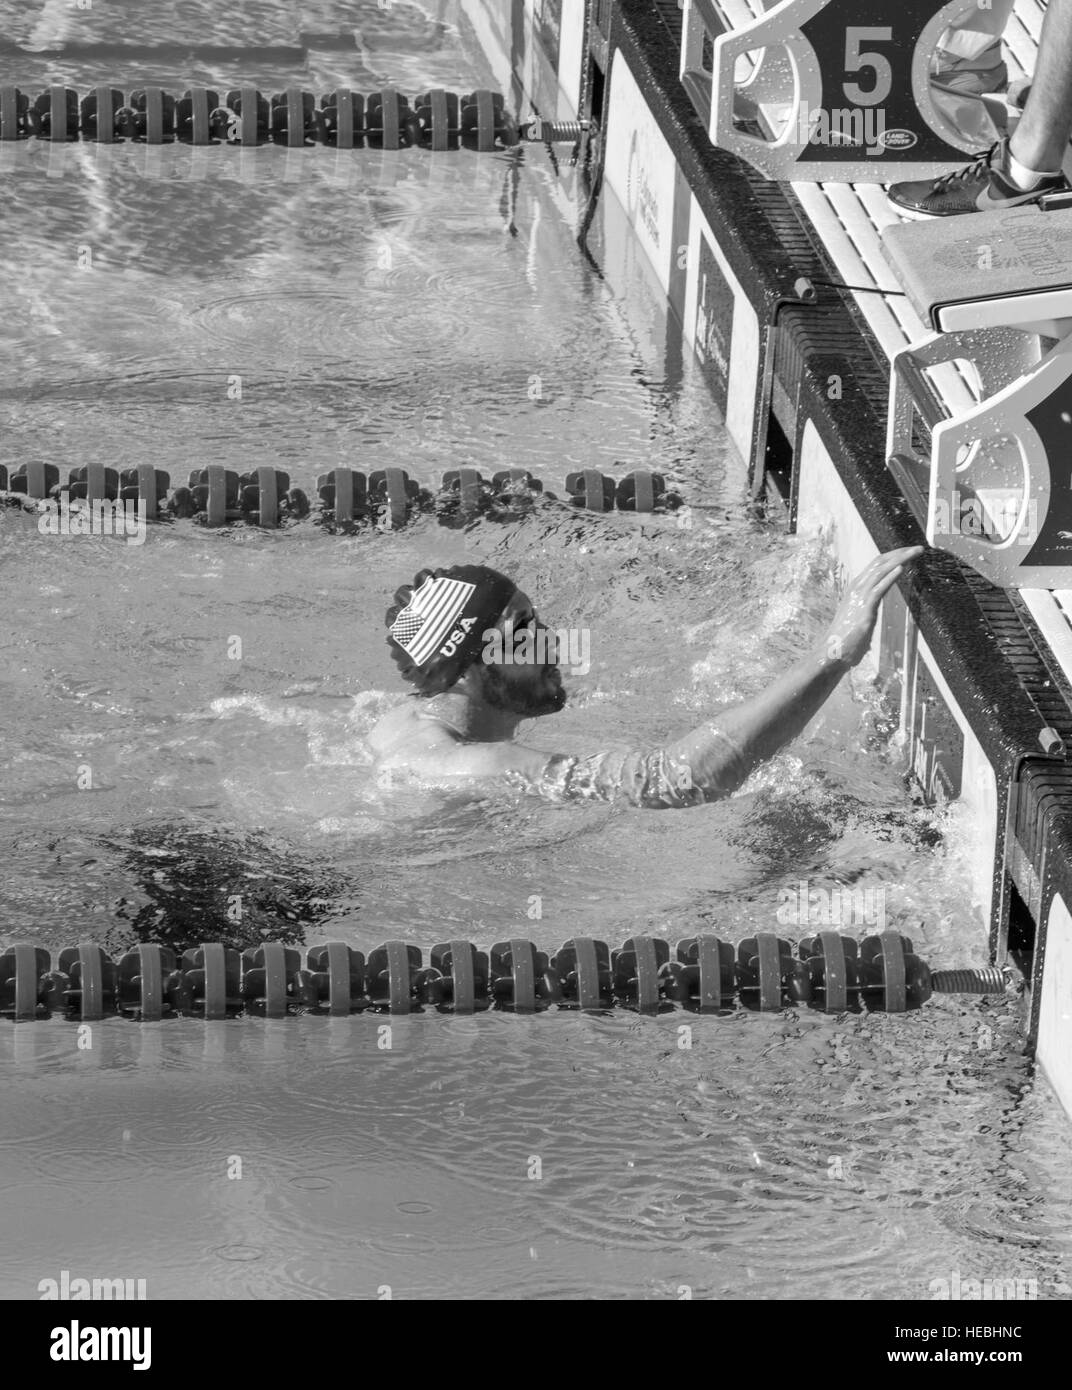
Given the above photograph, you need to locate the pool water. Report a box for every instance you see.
[1,0,1071,1301]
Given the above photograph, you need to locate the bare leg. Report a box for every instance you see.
[1011,0,1072,170]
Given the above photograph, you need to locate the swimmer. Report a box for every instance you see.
[368,547,924,808]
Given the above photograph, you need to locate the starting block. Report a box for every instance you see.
[884,205,1072,588]
[681,0,1035,182]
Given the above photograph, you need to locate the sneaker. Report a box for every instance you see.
[886,137,1069,219]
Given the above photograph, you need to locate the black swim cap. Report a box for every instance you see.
[385,564,518,696]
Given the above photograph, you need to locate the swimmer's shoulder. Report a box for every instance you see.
[368,698,463,760]
[369,700,550,788]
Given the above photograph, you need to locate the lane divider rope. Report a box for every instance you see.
[1,465,685,527]
[0,934,1009,1019]
[0,86,583,150]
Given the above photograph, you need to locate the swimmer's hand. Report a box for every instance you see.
[821,546,924,668]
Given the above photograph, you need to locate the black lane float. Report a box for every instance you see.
[0,933,1008,1019]
[0,85,584,150]
[1,464,682,528]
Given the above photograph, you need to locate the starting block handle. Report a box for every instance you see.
[682,0,725,77]
[708,0,824,172]
[928,335,1072,586]
[888,336,955,464]
[890,326,1072,585]
[887,329,1043,466]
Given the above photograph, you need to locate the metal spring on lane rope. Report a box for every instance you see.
[929,967,1009,995]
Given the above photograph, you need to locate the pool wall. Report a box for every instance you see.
[463,0,1072,1119]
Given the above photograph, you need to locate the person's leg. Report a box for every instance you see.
[888,0,1072,217]
[1010,0,1072,174]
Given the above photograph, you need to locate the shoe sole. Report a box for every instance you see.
[885,197,957,220]
[885,191,1055,220]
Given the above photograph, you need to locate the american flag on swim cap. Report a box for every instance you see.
[389,575,477,666]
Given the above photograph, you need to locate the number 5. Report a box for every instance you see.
[844,26,893,107]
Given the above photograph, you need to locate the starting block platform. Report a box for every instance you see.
[883,206,1072,337]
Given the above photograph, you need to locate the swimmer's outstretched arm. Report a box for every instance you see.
[380,547,922,808]
[675,545,924,792]
[535,544,923,807]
